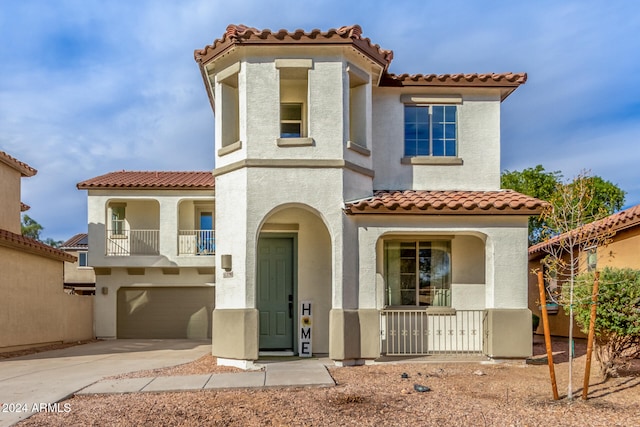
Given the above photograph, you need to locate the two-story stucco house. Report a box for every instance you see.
[80,25,545,368]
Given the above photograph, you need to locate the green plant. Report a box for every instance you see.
[570,267,640,379]
[532,313,540,332]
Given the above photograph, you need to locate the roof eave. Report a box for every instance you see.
[344,208,544,216]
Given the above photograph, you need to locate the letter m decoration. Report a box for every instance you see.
[299,301,312,357]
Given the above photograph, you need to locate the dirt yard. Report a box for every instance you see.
[16,337,640,426]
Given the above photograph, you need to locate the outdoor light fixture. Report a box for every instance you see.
[101,287,108,295]
[221,254,232,272]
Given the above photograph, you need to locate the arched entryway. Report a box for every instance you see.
[256,205,332,354]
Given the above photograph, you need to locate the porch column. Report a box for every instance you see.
[211,170,259,368]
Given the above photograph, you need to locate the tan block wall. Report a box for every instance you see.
[0,246,94,351]
[0,163,22,233]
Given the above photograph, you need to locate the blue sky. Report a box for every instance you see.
[2,0,639,242]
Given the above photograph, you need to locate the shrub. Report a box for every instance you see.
[570,267,640,379]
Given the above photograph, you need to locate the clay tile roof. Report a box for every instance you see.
[0,229,75,262]
[21,202,30,212]
[77,171,214,190]
[60,233,88,250]
[529,203,640,255]
[194,24,393,68]
[380,73,527,100]
[0,150,37,177]
[344,190,547,215]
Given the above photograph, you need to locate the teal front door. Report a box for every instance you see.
[258,237,294,350]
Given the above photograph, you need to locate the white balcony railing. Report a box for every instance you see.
[178,230,215,256]
[106,230,159,256]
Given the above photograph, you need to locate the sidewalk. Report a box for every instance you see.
[78,358,335,395]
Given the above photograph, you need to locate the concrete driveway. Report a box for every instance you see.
[0,339,210,426]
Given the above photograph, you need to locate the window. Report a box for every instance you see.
[385,240,451,307]
[78,251,88,267]
[111,205,125,235]
[280,103,303,138]
[404,105,457,157]
[276,59,311,140]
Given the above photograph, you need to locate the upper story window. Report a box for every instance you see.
[276,59,312,144]
[280,103,303,137]
[404,105,457,157]
[78,251,88,267]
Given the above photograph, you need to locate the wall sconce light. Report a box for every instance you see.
[101,287,109,295]
[221,254,232,272]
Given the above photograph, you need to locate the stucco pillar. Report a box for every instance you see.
[483,308,532,358]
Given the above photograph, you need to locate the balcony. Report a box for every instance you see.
[106,230,159,256]
[178,230,215,256]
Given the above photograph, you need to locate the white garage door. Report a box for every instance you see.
[117,287,214,339]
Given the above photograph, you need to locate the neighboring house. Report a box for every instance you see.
[528,204,640,337]
[0,150,93,352]
[80,25,545,368]
[77,171,216,340]
[60,233,96,295]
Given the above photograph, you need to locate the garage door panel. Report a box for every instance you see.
[117,287,214,339]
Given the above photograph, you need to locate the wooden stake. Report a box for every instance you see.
[538,271,559,400]
[582,271,600,400]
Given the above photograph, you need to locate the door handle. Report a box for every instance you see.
[288,294,293,319]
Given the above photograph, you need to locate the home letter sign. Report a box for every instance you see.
[299,301,312,357]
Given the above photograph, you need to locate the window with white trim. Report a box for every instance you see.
[111,205,125,236]
[404,105,457,157]
[385,240,452,307]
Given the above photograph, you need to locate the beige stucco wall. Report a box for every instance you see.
[371,89,502,191]
[0,162,22,233]
[63,250,96,284]
[0,246,93,351]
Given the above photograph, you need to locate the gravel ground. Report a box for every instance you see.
[16,337,640,426]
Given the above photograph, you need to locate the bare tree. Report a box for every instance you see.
[538,171,614,399]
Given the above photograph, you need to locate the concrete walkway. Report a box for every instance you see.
[78,358,335,395]
[0,340,334,427]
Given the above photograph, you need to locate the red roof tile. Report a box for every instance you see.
[194,24,393,68]
[383,72,527,86]
[77,171,214,190]
[0,150,37,177]
[529,204,640,255]
[0,229,75,262]
[344,190,547,215]
[381,73,527,100]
